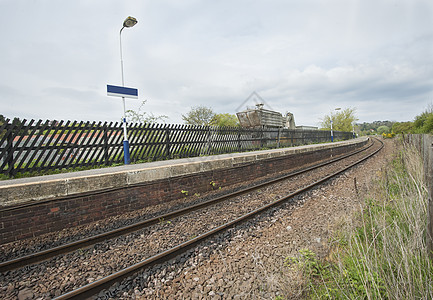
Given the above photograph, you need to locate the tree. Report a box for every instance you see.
[358,121,396,136]
[182,106,215,126]
[212,113,239,127]
[320,108,358,132]
[377,125,390,135]
[413,104,433,134]
[392,122,414,134]
[125,100,168,124]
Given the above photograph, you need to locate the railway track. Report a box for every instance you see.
[0,138,383,299]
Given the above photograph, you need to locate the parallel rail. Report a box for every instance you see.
[54,138,382,300]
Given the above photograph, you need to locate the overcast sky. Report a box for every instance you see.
[1,0,432,127]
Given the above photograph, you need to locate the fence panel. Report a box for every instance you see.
[404,134,433,258]
[0,119,353,177]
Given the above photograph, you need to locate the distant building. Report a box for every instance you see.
[236,103,296,129]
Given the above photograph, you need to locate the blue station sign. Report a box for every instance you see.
[107,85,138,99]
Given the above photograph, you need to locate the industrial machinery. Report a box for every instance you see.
[236,104,296,129]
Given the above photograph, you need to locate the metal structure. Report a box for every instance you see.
[236,104,296,129]
[119,16,138,164]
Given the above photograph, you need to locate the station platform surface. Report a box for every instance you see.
[0,137,367,207]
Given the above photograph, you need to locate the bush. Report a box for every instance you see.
[382,132,395,139]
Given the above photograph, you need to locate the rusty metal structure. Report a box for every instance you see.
[236,104,296,129]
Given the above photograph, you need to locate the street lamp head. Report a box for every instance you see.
[335,107,341,111]
[123,16,138,28]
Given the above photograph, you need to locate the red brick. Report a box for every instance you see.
[50,207,60,213]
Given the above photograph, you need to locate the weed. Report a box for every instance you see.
[281,141,433,299]
[210,180,222,190]
[285,249,330,280]
[158,217,171,225]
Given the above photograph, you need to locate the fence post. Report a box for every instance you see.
[103,123,109,165]
[165,127,170,158]
[423,134,433,259]
[237,128,241,152]
[6,125,14,176]
[260,127,265,148]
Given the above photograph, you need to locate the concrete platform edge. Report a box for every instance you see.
[0,138,367,207]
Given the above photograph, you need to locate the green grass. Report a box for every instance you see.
[283,141,433,299]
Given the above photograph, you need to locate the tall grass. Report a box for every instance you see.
[285,141,433,299]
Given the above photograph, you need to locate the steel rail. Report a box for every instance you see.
[54,138,383,299]
[0,139,374,272]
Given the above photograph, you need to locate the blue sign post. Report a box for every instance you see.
[107,84,138,165]
[107,85,138,99]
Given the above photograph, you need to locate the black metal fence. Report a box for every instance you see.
[0,119,353,177]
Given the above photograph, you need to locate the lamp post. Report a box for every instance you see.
[330,107,341,142]
[119,16,137,165]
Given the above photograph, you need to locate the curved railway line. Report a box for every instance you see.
[0,138,383,299]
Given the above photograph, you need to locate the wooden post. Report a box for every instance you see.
[237,129,241,152]
[103,123,109,165]
[165,127,170,158]
[423,134,433,258]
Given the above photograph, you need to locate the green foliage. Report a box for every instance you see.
[286,144,433,299]
[413,105,433,133]
[392,121,414,134]
[285,249,329,279]
[321,107,358,132]
[376,125,390,134]
[387,104,433,134]
[125,100,168,124]
[209,180,221,190]
[0,116,28,137]
[158,217,171,225]
[212,113,239,127]
[382,132,395,139]
[357,120,394,136]
[182,105,216,126]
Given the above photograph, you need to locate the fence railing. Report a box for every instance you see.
[0,119,353,177]
[403,134,433,258]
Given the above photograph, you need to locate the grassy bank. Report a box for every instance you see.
[284,140,433,299]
